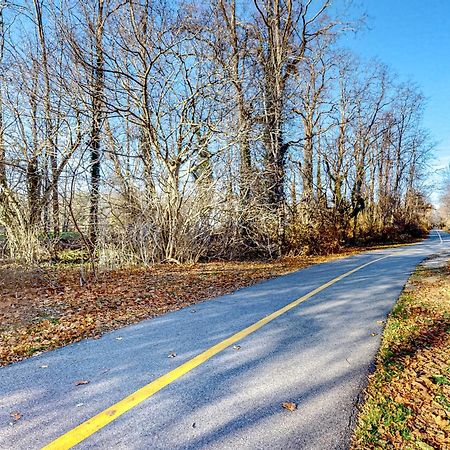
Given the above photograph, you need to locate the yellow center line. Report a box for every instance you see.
[43,254,390,450]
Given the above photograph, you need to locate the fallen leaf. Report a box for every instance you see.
[74,380,90,386]
[282,402,297,412]
[76,403,84,408]
[233,345,241,350]
[434,415,450,427]
[371,333,378,336]
[10,411,21,422]
[168,352,177,358]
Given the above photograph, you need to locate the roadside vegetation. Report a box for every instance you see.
[0,0,431,271]
[352,255,450,449]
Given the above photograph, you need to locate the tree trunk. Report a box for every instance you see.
[259,0,292,256]
[217,0,252,200]
[34,0,59,235]
[89,0,105,250]
[0,4,5,186]
[301,125,314,201]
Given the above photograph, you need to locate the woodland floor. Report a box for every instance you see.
[1,249,373,366]
[352,255,450,449]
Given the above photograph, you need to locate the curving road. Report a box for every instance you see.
[0,231,448,449]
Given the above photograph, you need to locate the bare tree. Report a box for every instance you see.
[33,0,61,235]
[253,0,335,255]
[0,0,5,186]
[0,0,432,265]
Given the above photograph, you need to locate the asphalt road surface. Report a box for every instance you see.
[1,231,448,450]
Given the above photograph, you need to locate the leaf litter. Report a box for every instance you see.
[352,258,450,449]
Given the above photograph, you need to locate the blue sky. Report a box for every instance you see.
[343,0,450,203]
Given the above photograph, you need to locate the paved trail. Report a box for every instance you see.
[1,232,448,450]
